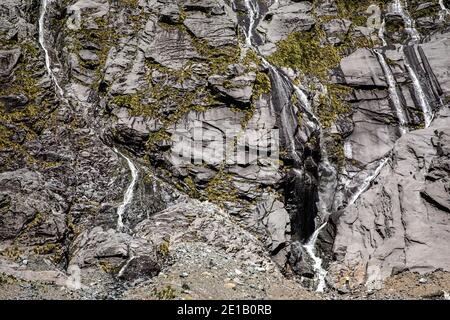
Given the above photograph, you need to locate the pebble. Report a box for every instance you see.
[419,278,427,284]
[180,272,189,278]
[224,282,236,289]
[234,268,243,275]
[182,283,190,290]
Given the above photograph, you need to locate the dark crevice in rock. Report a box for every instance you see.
[420,191,450,213]
[418,46,443,98]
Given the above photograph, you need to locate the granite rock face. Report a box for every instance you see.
[329,124,450,292]
[0,0,449,298]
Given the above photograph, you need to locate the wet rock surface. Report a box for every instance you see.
[0,0,449,299]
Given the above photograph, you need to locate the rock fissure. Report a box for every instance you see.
[0,0,449,299]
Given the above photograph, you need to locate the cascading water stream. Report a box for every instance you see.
[39,0,140,233]
[299,140,337,292]
[292,85,321,125]
[377,16,409,135]
[239,0,336,292]
[117,255,135,277]
[391,0,435,127]
[244,0,259,47]
[245,0,319,160]
[374,50,408,135]
[39,0,65,99]
[114,148,139,231]
[263,63,335,291]
[392,0,420,43]
[439,0,450,19]
[296,85,337,291]
[378,19,388,47]
[303,222,328,292]
[348,157,389,206]
[404,60,433,127]
[335,0,426,240]
[263,61,301,159]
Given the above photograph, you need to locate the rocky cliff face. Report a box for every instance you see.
[0,0,449,299]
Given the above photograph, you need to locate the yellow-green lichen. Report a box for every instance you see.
[99,261,121,274]
[157,240,170,257]
[253,72,271,99]
[203,169,238,205]
[153,285,176,300]
[0,246,22,261]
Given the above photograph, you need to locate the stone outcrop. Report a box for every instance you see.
[329,124,450,291]
[0,0,449,299]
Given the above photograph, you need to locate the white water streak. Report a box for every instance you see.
[375,50,408,135]
[392,0,420,43]
[303,222,328,293]
[348,157,389,206]
[439,0,450,19]
[244,0,259,47]
[404,59,433,127]
[378,19,387,47]
[242,0,331,293]
[303,156,389,292]
[39,0,65,98]
[117,255,135,277]
[293,85,321,126]
[344,142,353,159]
[302,137,337,292]
[40,0,142,233]
[114,149,139,231]
[390,1,434,127]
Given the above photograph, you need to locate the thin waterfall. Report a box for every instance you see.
[117,255,135,277]
[114,148,139,231]
[303,222,328,292]
[391,0,420,43]
[377,13,409,134]
[404,59,433,127]
[390,0,435,127]
[348,157,389,206]
[262,59,323,161]
[240,0,328,291]
[263,61,302,160]
[239,0,392,292]
[40,0,142,236]
[378,19,388,47]
[38,0,65,98]
[439,0,450,19]
[244,0,259,47]
[302,141,337,293]
[293,85,321,126]
[375,50,408,135]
